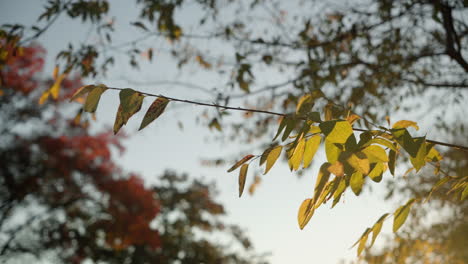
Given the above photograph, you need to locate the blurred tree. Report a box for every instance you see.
[0,45,266,263]
[1,0,467,260]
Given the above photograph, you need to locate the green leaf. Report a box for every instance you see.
[296,94,315,115]
[409,137,427,172]
[83,84,107,113]
[370,213,389,247]
[368,162,385,182]
[313,163,331,204]
[388,148,397,176]
[70,84,95,102]
[350,171,364,195]
[238,164,249,197]
[282,117,298,141]
[273,116,287,141]
[320,120,354,144]
[325,140,341,164]
[113,89,145,134]
[261,145,282,174]
[303,135,321,168]
[393,198,416,232]
[139,97,170,130]
[227,154,255,173]
[461,184,468,201]
[391,128,419,157]
[362,145,389,163]
[347,152,370,175]
[288,138,306,171]
[298,198,315,230]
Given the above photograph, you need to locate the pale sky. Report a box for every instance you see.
[0,1,403,263]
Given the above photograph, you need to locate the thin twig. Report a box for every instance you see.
[105,86,468,152]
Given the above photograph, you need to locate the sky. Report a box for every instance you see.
[0,1,403,263]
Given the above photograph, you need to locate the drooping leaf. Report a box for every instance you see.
[238,164,249,197]
[139,97,170,130]
[282,117,298,141]
[367,162,385,182]
[393,198,416,232]
[298,198,315,230]
[227,154,255,172]
[303,135,321,168]
[388,148,397,176]
[208,118,222,131]
[38,90,50,105]
[273,116,287,141]
[332,177,347,208]
[113,89,145,134]
[313,163,331,204]
[70,85,96,102]
[347,152,370,175]
[357,228,370,256]
[461,184,468,201]
[425,176,451,202]
[296,94,315,115]
[288,138,306,171]
[392,120,419,130]
[83,84,107,113]
[327,161,344,176]
[261,145,282,174]
[350,171,364,195]
[325,140,341,164]
[370,213,389,247]
[320,120,354,144]
[362,145,389,163]
[409,137,427,172]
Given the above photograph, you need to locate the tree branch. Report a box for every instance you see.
[105,86,468,152]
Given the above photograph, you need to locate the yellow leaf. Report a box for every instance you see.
[392,120,419,130]
[347,152,370,175]
[357,229,370,256]
[325,140,341,164]
[393,198,415,232]
[113,89,145,134]
[332,178,346,207]
[238,164,249,197]
[298,199,315,229]
[139,97,170,130]
[261,145,282,174]
[350,171,364,195]
[313,163,331,204]
[288,138,306,171]
[327,161,344,176]
[296,94,314,115]
[368,162,385,182]
[248,175,261,196]
[346,114,360,125]
[370,213,389,247]
[38,90,50,105]
[52,65,59,80]
[227,154,255,173]
[303,135,321,168]
[319,120,354,144]
[362,145,389,163]
[50,72,67,99]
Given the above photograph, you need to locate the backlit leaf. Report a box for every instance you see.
[346,114,360,125]
[461,185,468,201]
[38,90,50,105]
[70,85,95,102]
[113,89,145,134]
[303,135,321,168]
[409,137,427,172]
[365,138,397,151]
[327,161,344,176]
[325,140,341,163]
[358,229,370,256]
[332,178,346,208]
[362,145,389,163]
[347,152,370,175]
[227,155,255,172]
[288,138,306,171]
[393,198,415,232]
[313,163,331,204]
[370,213,389,247]
[139,97,170,130]
[320,120,354,144]
[350,171,364,195]
[238,164,249,197]
[388,148,397,176]
[50,72,66,99]
[298,199,315,229]
[296,94,314,115]
[392,120,419,130]
[368,162,385,182]
[261,145,282,174]
[83,84,107,113]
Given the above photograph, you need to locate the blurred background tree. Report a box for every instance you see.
[0,44,266,263]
